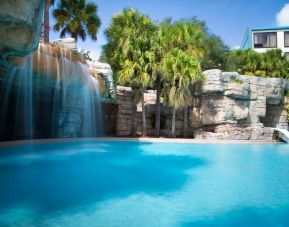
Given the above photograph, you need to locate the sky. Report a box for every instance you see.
[49,0,289,60]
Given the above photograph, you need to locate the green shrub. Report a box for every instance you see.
[224,49,289,79]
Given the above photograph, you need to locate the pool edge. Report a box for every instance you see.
[0,137,283,147]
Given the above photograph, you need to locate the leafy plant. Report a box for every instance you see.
[224,49,289,79]
[102,8,157,136]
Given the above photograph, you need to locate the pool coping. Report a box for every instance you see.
[0,137,283,147]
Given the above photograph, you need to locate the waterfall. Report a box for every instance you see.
[0,43,103,141]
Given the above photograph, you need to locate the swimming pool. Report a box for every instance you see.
[0,141,289,226]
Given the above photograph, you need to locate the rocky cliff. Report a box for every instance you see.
[88,61,115,99]
[116,70,289,140]
[192,70,288,140]
[0,0,43,59]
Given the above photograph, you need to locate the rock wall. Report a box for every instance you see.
[0,41,113,140]
[115,87,192,137]
[115,70,289,140]
[0,0,44,58]
[102,102,118,135]
[88,61,115,99]
[192,70,288,140]
[116,86,134,136]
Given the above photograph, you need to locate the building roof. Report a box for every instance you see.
[241,26,289,50]
[251,26,289,31]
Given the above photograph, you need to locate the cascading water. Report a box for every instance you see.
[0,42,103,141]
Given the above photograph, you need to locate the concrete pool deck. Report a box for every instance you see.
[0,137,284,147]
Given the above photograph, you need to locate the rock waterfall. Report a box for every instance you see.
[0,43,103,140]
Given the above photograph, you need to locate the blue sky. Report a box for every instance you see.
[50,0,289,60]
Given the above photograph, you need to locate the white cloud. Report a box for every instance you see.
[276,3,289,26]
[232,46,240,50]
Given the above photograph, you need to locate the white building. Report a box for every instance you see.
[241,26,289,58]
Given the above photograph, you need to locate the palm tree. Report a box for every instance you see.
[152,19,204,137]
[162,49,204,138]
[161,19,205,137]
[261,49,289,78]
[103,8,157,136]
[44,0,55,42]
[152,19,172,137]
[53,0,101,41]
[170,19,205,58]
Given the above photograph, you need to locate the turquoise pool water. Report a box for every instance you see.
[0,141,289,226]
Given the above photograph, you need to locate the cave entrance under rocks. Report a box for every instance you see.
[260,104,288,129]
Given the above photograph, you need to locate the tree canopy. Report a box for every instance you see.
[224,49,289,79]
[53,0,101,41]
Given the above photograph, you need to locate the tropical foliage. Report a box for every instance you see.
[102,7,289,137]
[103,9,157,136]
[158,20,205,137]
[161,49,204,137]
[53,0,101,41]
[102,9,205,137]
[201,34,229,70]
[224,49,289,79]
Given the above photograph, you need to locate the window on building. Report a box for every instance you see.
[253,32,277,48]
[284,32,289,47]
[285,52,289,60]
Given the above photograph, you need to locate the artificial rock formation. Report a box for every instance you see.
[88,61,115,99]
[0,0,43,58]
[192,69,288,140]
[9,39,116,100]
[49,38,116,99]
[115,70,289,140]
[0,38,116,140]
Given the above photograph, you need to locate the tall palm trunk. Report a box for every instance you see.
[155,73,161,137]
[141,90,147,137]
[183,106,188,138]
[172,103,176,138]
[44,0,50,42]
[131,88,137,137]
[132,104,137,137]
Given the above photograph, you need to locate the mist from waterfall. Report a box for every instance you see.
[0,43,103,141]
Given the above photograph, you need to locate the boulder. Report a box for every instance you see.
[249,76,286,104]
[240,96,266,126]
[200,95,249,125]
[214,124,251,140]
[0,0,44,58]
[195,69,225,94]
[261,104,288,129]
[224,79,250,99]
[88,61,115,99]
[51,38,77,50]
